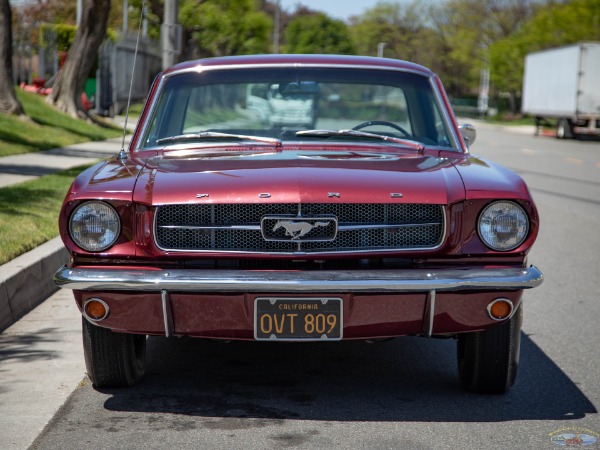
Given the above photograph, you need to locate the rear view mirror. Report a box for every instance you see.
[280,81,319,95]
[459,123,476,148]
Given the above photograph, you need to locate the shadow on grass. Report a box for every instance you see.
[0,186,62,211]
[32,115,121,140]
[0,118,120,156]
[0,128,65,154]
[0,165,61,177]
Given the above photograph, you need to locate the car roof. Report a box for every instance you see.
[163,54,434,77]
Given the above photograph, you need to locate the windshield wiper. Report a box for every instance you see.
[296,129,424,152]
[156,132,282,148]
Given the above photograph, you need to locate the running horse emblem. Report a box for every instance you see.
[273,220,330,240]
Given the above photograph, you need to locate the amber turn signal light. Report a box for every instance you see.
[83,298,109,321]
[487,298,513,321]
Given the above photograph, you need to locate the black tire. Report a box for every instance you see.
[457,303,522,394]
[556,118,573,139]
[82,317,146,388]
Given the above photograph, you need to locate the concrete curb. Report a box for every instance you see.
[0,237,68,333]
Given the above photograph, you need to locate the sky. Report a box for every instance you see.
[279,0,433,22]
[279,0,373,21]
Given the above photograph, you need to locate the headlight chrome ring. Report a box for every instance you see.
[478,201,529,251]
[69,201,121,252]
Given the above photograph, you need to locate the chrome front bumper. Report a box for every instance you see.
[54,265,543,293]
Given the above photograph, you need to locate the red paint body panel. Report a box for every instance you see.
[136,151,464,206]
[453,156,533,200]
[74,289,518,339]
[68,157,145,200]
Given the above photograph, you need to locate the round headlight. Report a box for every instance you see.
[478,201,529,251]
[69,201,121,252]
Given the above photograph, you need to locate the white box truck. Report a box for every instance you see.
[522,42,600,139]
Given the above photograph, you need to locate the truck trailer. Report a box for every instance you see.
[522,42,600,139]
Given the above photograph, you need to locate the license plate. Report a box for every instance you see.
[254,297,343,341]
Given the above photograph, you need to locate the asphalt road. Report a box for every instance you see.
[24,125,600,449]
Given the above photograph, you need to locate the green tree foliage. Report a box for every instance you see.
[40,24,77,52]
[351,1,436,63]
[490,0,600,99]
[179,0,272,58]
[285,13,356,54]
[426,0,538,97]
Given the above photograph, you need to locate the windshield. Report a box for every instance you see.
[139,67,458,151]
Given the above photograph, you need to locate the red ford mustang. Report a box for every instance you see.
[54,54,543,393]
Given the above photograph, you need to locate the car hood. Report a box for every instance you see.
[132,149,466,205]
[452,155,533,200]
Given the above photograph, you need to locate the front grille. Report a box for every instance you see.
[154,203,445,254]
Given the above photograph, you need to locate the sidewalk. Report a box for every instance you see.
[0,132,133,449]
[0,114,134,187]
[0,135,130,188]
[0,288,85,450]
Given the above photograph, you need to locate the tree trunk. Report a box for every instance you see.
[0,0,24,115]
[48,0,110,119]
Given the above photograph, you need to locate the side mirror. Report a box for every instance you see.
[459,124,476,148]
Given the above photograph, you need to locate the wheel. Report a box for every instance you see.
[457,303,522,394]
[556,118,573,139]
[82,317,146,388]
[352,120,411,137]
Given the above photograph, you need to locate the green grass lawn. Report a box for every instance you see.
[0,90,122,157]
[0,165,92,265]
[485,116,538,126]
[0,89,127,264]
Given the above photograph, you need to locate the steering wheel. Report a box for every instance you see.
[352,120,411,137]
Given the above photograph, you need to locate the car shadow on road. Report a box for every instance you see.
[100,332,596,423]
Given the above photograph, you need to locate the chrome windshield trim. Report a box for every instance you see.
[55,265,543,293]
[135,62,464,154]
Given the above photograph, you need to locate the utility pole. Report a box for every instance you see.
[123,0,128,34]
[162,0,180,70]
[273,0,280,54]
[76,0,82,27]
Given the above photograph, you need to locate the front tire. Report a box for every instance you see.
[556,118,573,139]
[82,317,146,388]
[457,303,522,394]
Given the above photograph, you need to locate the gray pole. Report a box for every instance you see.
[142,5,148,37]
[273,0,280,54]
[162,0,179,70]
[123,0,128,34]
[76,0,82,27]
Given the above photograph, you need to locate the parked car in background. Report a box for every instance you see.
[54,54,543,394]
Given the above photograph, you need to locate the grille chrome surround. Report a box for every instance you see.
[154,203,446,254]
